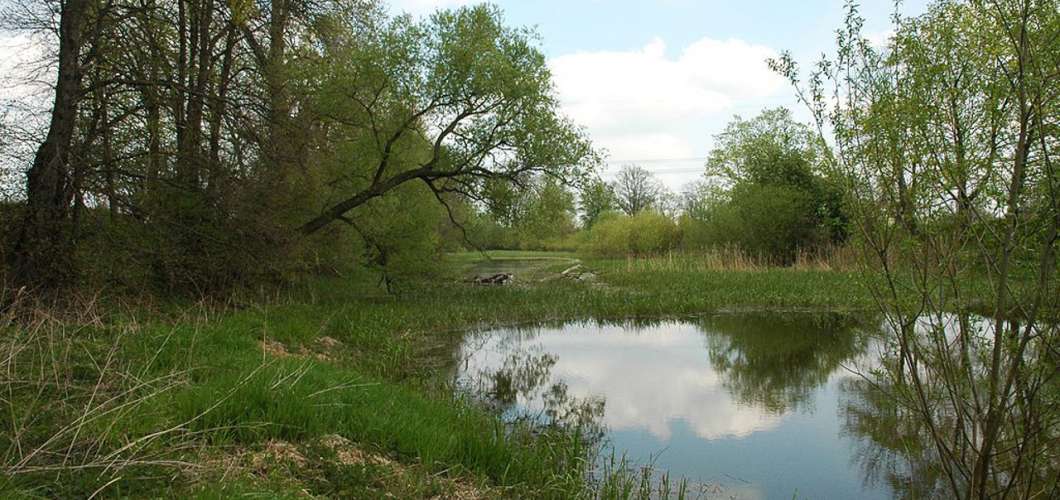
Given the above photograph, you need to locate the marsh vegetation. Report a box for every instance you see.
[0,0,1057,498]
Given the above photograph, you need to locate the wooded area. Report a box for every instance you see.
[0,0,596,293]
[0,1,1056,497]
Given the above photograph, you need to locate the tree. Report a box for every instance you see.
[706,107,827,189]
[579,177,617,228]
[518,177,576,247]
[8,0,95,288]
[611,164,663,216]
[298,5,597,235]
[1,1,598,291]
[702,313,865,414]
[343,181,448,292]
[469,175,577,249]
[689,108,848,260]
[678,179,723,221]
[772,0,1059,496]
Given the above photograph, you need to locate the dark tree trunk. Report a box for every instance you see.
[9,0,91,289]
[175,0,214,188]
[207,23,237,197]
[267,0,292,160]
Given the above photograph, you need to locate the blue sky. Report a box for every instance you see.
[0,1,933,191]
[392,0,931,189]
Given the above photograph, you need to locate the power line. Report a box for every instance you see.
[599,167,705,177]
[604,156,708,164]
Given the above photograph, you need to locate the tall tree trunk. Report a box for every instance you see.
[207,23,237,198]
[173,0,189,185]
[139,0,163,201]
[100,86,117,220]
[267,0,291,156]
[9,0,91,289]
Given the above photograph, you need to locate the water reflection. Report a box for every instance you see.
[453,313,889,499]
[840,377,949,499]
[700,313,866,414]
[469,346,606,436]
[839,312,1057,499]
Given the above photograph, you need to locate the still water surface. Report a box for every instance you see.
[453,313,896,499]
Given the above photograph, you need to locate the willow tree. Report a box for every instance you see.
[4,1,595,291]
[772,0,1059,497]
[300,4,597,236]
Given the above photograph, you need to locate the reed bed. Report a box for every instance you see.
[620,245,859,273]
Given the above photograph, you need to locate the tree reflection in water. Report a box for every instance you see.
[459,336,606,441]
[453,316,900,498]
[840,313,1060,498]
[840,377,949,499]
[455,313,1058,497]
[699,313,868,414]
[457,314,872,441]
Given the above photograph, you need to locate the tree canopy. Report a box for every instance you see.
[681,108,848,261]
[611,164,665,216]
[1,1,598,291]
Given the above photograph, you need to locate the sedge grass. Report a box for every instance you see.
[1,254,884,498]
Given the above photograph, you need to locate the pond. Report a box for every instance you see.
[452,313,900,499]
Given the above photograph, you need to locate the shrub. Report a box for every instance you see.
[628,211,681,255]
[727,183,824,263]
[679,183,837,264]
[585,211,678,257]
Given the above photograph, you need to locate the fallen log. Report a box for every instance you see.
[470,273,514,285]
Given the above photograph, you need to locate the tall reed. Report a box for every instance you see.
[621,244,857,273]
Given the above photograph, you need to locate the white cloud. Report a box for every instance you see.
[386,0,475,15]
[549,37,788,188]
[458,322,782,442]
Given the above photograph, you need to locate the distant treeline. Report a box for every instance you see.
[466,108,850,265]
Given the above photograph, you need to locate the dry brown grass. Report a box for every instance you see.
[620,244,859,273]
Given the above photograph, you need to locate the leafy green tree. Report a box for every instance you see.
[518,177,577,247]
[301,5,597,236]
[706,107,827,189]
[579,177,617,228]
[690,108,848,260]
[345,183,447,291]
[481,177,531,229]
[458,175,577,250]
[772,0,1059,496]
[3,1,598,292]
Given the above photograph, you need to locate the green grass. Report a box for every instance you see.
[0,253,883,498]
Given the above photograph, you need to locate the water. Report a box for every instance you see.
[453,313,897,499]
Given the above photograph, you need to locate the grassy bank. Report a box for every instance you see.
[1,252,880,498]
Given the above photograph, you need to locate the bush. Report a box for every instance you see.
[629,211,681,255]
[727,183,824,262]
[679,184,838,264]
[585,211,679,257]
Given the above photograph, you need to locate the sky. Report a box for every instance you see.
[0,1,933,192]
[391,0,931,190]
